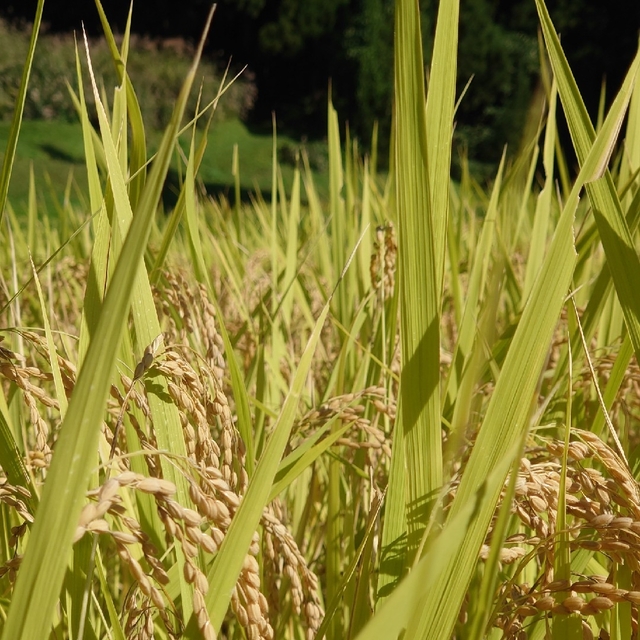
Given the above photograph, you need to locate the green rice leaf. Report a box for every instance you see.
[205,298,332,631]
[358,440,519,640]
[523,79,558,301]
[425,0,459,291]
[536,0,640,362]
[269,419,352,502]
[0,11,215,637]
[203,239,363,632]
[94,0,147,210]
[282,166,301,328]
[27,164,37,256]
[0,0,45,230]
[73,39,110,365]
[404,30,636,635]
[591,336,633,441]
[184,134,210,287]
[328,96,347,324]
[392,0,443,563]
[0,394,36,512]
[29,256,68,418]
[444,152,504,419]
[94,550,125,640]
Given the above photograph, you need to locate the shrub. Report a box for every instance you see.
[0,18,257,127]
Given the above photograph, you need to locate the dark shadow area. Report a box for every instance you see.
[400,317,440,436]
[39,143,84,164]
[203,181,269,207]
[405,489,441,559]
[399,317,443,556]
[160,167,271,212]
[144,373,173,404]
[377,530,408,598]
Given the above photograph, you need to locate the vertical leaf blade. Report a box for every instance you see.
[391,0,447,564]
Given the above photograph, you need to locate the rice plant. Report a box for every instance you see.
[1,0,640,639]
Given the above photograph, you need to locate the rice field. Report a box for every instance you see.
[1,0,640,639]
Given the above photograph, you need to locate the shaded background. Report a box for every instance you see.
[1,0,639,172]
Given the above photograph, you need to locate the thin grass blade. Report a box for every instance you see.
[536,0,640,362]
[425,0,459,292]
[0,0,45,229]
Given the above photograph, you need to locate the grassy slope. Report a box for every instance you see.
[0,120,88,213]
[0,117,325,213]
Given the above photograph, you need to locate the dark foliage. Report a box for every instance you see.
[2,0,639,170]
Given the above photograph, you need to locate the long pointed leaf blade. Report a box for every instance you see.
[536,0,640,362]
[0,0,45,229]
[393,0,442,562]
[1,10,216,637]
[410,35,637,636]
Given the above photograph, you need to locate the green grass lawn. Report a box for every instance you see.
[0,120,88,215]
[0,117,328,215]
